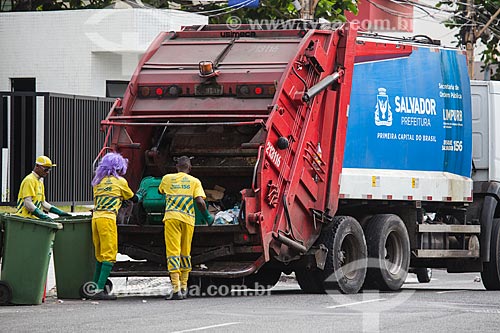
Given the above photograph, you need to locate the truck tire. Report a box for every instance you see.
[415,268,432,283]
[481,218,500,290]
[364,214,410,291]
[295,269,324,294]
[296,216,367,294]
[243,266,282,289]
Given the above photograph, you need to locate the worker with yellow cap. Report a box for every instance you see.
[15,155,71,220]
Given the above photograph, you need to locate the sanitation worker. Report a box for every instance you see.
[159,156,214,300]
[15,155,71,220]
[90,152,145,300]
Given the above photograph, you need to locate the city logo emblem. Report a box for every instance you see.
[375,87,392,126]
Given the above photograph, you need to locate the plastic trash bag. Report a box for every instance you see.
[214,206,240,225]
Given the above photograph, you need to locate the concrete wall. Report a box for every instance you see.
[0,9,208,96]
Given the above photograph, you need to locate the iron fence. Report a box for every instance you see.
[0,91,114,207]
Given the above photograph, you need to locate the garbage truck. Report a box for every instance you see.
[95,22,500,294]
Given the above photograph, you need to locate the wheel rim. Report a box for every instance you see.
[339,234,362,279]
[384,231,403,275]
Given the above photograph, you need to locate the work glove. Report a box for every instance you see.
[201,210,214,226]
[33,208,54,221]
[49,206,72,217]
[135,188,147,202]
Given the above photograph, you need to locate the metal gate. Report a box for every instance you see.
[0,92,114,207]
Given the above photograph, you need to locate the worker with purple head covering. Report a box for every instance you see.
[90,152,145,300]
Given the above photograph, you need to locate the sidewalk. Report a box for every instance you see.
[46,253,169,297]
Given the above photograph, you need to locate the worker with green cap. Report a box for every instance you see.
[159,156,214,300]
[15,155,71,220]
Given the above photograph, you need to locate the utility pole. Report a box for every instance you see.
[300,0,312,19]
[300,0,320,20]
[464,0,476,79]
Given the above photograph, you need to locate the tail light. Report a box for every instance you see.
[139,85,182,98]
[237,84,275,98]
[140,86,151,97]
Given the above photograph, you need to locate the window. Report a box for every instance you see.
[106,81,129,98]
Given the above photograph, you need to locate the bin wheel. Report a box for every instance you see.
[0,281,13,305]
[79,281,97,299]
[79,279,113,298]
[104,279,113,295]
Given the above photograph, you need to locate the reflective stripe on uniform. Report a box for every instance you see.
[167,256,181,271]
[94,195,121,213]
[180,255,191,270]
[165,195,195,217]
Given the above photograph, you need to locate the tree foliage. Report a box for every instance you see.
[3,0,112,11]
[185,0,358,25]
[2,0,359,24]
[438,0,500,80]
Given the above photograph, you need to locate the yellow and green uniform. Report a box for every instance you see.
[15,172,45,218]
[159,172,206,291]
[92,176,134,262]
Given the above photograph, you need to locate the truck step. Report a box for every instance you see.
[417,224,480,233]
[415,249,480,258]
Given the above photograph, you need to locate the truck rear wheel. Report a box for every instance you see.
[296,216,367,294]
[364,214,410,291]
[295,269,324,294]
[243,266,281,289]
[481,218,500,290]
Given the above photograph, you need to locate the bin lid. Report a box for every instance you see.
[3,214,63,230]
[55,215,92,224]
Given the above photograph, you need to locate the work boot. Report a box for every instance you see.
[166,272,182,300]
[181,288,188,299]
[91,291,117,301]
[164,290,183,300]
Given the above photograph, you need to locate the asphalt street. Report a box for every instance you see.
[1,269,499,332]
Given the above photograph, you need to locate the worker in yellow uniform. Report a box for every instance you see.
[90,152,145,300]
[159,156,214,300]
[15,155,71,220]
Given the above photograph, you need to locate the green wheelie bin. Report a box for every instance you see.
[52,215,95,299]
[0,214,62,305]
[138,176,209,226]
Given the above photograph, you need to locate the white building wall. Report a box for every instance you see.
[373,0,488,78]
[358,0,481,52]
[0,9,208,96]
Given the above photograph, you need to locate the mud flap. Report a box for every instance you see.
[315,244,328,270]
